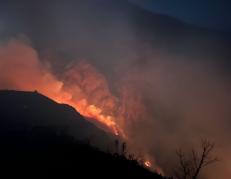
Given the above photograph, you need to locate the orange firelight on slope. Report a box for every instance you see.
[144,160,164,175]
[71,101,122,136]
[0,40,162,174]
[0,40,124,137]
[57,62,128,137]
[52,95,124,137]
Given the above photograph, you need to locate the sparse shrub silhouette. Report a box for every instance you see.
[175,139,218,179]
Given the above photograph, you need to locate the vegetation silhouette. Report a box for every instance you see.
[0,90,167,178]
[175,139,218,179]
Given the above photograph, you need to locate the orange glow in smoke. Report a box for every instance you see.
[0,40,162,173]
[57,62,127,137]
[0,40,125,137]
[68,100,122,136]
[50,87,124,137]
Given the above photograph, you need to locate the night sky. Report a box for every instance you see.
[131,0,231,33]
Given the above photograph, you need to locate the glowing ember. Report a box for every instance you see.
[144,161,152,168]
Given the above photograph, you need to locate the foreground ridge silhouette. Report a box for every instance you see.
[0,90,168,179]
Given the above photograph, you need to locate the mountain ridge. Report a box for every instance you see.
[0,89,116,149]
[0,89,168,179]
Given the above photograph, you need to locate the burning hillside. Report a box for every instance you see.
[1,32,231,178]
[0,39,157,170]
[0,40,120,135]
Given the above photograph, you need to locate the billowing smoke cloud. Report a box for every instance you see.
[0,39,123,135]
[0,0,231,178]
[0,39,66,99]
[1,37,230,178]
[114,56,231,177]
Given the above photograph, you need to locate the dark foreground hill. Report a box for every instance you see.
[0,90,166,179]
[0,90,116,149]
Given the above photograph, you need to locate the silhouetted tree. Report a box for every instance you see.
[122,142,127,155]
[115,139,119,154]
[175,139,218,179]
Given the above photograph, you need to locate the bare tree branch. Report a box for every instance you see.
[175,139,218,179]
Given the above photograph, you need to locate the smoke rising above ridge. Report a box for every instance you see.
[0,0,230,178]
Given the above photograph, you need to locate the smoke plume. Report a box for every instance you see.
[0,37,230,178]
[0,0,230,178]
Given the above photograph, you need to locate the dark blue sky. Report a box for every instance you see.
[131,0,231,32]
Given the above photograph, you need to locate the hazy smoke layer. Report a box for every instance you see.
[114,57,231,177]
[0,39,65,97]
[0,0,230,178]
[0,38,230,178]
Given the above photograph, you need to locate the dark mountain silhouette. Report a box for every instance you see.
[0,90,115,149]
[0,90,167,178]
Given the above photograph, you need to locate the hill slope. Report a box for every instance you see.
[0,90,166,178]
[0,90,115,149]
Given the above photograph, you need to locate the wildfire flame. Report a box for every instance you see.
[56,62,127,137]
[144,160,152,168]
[67,100,122,136]
[0,39,162,173]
